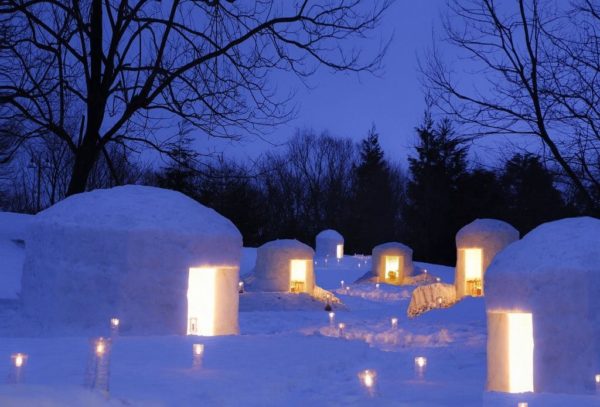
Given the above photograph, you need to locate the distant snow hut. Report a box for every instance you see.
[252,239,315,295]
[486,217,600,395]
[455,219,519,299]
[315,229,344,259]
[372,242,414,285]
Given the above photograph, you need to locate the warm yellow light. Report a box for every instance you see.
[507,312,534,393]
[193,343,204,356]
[415,356,427,369]
[595,374,600,383]
[12,353,26,368]
[464,248,483,280]
[359,369,376,389]
[290,259,307,288]
[517,403,528,407]
[385,256,400,280]
[336,244,344,259]
[187,267,218,336]
[391,317,398,328]
[95,338,106,356]
[328,312,335,323]
[110,318,120,328]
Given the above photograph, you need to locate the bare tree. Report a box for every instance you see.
[423,0,600,212]
[0,0,391,196]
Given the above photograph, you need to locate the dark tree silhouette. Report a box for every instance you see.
[348,125,396,253]
[0,0,391,195]
[403,114,468,264]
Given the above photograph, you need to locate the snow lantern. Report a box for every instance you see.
[252,239,315,294]
[455,219,519,299]
[315,229,344,259]
[485,217,600,395]
[372,242,414,284]
[21,185,242,336]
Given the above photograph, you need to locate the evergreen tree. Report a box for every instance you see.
[348,125,396,253]
[499,153,568,234]
[403,114,468,264]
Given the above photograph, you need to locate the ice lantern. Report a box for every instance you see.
[454,219,519,299]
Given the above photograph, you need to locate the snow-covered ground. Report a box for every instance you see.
[1,244,599,405]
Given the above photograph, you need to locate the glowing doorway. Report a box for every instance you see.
[336,244,344,259]
[507,312,534,393]
[464,248,483,296]
[385,256,400,282]
[187,267,218,336]
[290,259,308,293]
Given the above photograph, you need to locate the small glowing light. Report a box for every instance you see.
[12,353,26,368]
[193,343,204,356]
[345,286,350,292]
[436,277,441,282]
[95,338,107,357]
[423,269,428,274]
[391,317,398,329]
[338,322,346,336]
[415,356,427,369]
[517,403,528,407]
[238,282,243,288]
[329,312,335,323]
[340,280,345,288]
[437,297,443,305]
[595,374,600,383]
[375,283,380,289]
[110,318,120,328]
[358,369,376,390]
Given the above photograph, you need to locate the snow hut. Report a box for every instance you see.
[455,219,519,299]
[252,239,315,295]
[21,185,243,336]
[372,242,414,284]
[315,229,344,259]
[485,217,600,395]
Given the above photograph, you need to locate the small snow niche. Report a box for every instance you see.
[21,185,242,336]
[485,217,600,395]
[455,219,519,299]
[315,229,344,260]
[371,242,414,285]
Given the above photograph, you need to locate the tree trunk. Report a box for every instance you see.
[66,138,99,196]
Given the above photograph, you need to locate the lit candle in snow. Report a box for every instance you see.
[110,318,120,337]
[328,312,335,324]
[517,403,528,407]
[375,283,380,289]
[338,322,346,336]
[358,369,376,394]
[391,317,398,329]
[193,343,204,367]
[340,280,345,289]
[414,356,427,378]
[10,353,28,384]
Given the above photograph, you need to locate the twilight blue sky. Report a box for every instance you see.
[194,1,446,166]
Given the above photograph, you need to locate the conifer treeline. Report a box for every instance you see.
[151,116,577,265]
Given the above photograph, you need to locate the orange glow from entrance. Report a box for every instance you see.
[464,248,483,280]
[187,267,218,336]
[385,256,400,280]
[507,312,534,393]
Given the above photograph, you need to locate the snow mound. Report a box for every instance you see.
[0,211,32,241]
[21,185,243,335]
[455,218,519,246]
[315,229,343,258]
[486,217,600,394]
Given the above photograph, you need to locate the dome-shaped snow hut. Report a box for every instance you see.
[372,242,414,284]
[21,185,243,336]
[252,239,315,294]
[455,219,519,299]
[315,229,344,259]
[485,217,600,395]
